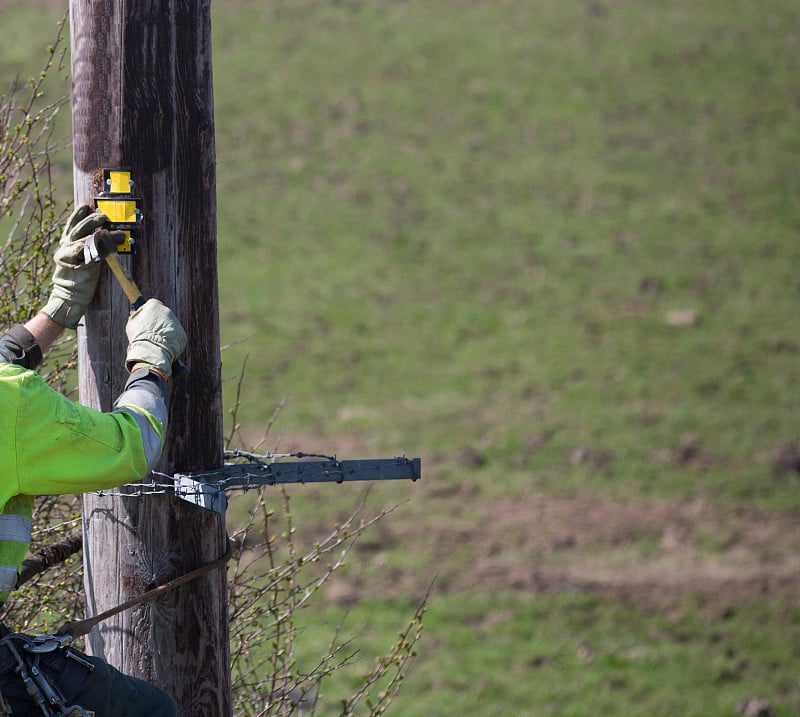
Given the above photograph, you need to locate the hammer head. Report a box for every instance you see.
[84,229,128,263]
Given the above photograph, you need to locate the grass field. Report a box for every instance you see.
[2,0,800,714]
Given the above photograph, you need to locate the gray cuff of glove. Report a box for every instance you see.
[114,367,169,471]
[125,340,173,375]
[41,295,84,330]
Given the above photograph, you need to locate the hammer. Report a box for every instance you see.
[84,229,146,310]
[84,229,187,376]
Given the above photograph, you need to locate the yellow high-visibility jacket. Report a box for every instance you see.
[0,325,167,605]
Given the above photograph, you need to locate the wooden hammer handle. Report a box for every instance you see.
[101,247,188,378]
[104,252,145,309]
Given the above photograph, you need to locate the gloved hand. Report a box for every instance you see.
[41,205,109,328]
[125,298,187,378]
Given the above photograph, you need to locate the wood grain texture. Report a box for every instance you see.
[71,1,230,714]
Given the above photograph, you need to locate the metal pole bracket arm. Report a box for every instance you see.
[174,456,421,514]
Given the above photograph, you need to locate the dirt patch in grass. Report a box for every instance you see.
[341,491,800,611]
[237,432,800,610]
[466,494,800,608]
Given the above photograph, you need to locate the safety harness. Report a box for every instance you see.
[0,631,92,717]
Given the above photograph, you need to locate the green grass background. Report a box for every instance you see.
[2,0,800,714]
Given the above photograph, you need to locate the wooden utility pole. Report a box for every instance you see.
[70,2,230,715]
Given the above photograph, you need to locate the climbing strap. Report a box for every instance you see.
[57,537,233,639]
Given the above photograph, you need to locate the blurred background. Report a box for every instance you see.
[1,1,799,715]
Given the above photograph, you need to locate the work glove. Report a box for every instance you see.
[125,298,187,379]
[41,205,109,328]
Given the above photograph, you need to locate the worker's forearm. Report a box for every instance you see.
[24,312,66,355]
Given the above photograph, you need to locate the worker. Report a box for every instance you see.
[0,205,185,716]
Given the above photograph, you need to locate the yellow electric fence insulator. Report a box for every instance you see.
[95,198,138,223]
[94,167,142,254]
[106,169,132,194]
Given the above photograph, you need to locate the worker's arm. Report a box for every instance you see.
[2,300,186,496]
[0,326,165,491]
[1,202,185,491]
[0,201,109,366]
[115,298,187,468]
[5,366,153,496]
[0,313,67,370]
[23,313,64,355]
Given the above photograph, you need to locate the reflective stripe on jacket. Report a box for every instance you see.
[0,496,33,601]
